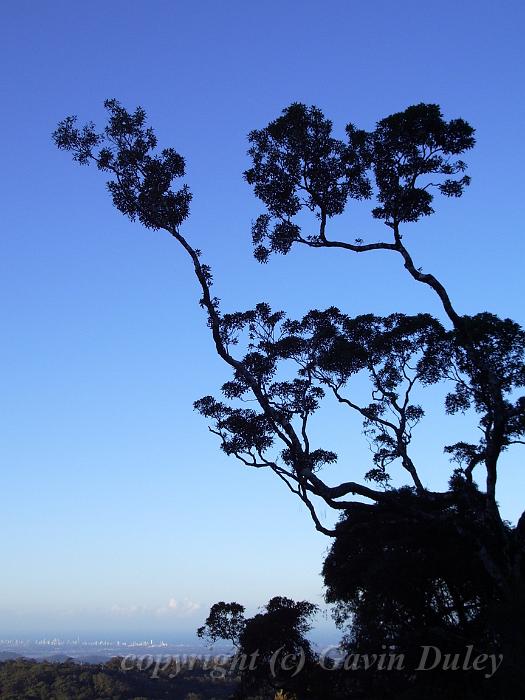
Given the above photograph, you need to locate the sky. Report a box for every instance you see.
[1,0,524,640]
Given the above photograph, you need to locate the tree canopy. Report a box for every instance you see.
[198,596,318,698]
[54,99,525,696]
[197,601,246,648]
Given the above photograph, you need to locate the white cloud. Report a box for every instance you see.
[108,598,201,619]
[156,598,201,617]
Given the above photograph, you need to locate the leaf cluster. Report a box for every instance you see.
[246,102,475,261]
[53,99,191,230]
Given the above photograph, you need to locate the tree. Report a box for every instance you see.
[238,597,318,697]
[322,485,510,698]
[198,596,318,698]
[238,596,317,663]
[53,100,525,693]
[197,601,245,648]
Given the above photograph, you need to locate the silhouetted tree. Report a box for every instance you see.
[197,601,245,648]
[54,100,525,696]
[199,596,318,698]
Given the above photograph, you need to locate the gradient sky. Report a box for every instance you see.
[1,0,524,640]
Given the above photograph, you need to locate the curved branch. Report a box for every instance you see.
[392,224,462,328]
[299,234,398,255]
[170,227,306,459]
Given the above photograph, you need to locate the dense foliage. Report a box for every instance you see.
[198,602,246,648]
[0,658,236,699]
[198,597,318,698]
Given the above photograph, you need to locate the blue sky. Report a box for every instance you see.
[1,0,524,640]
